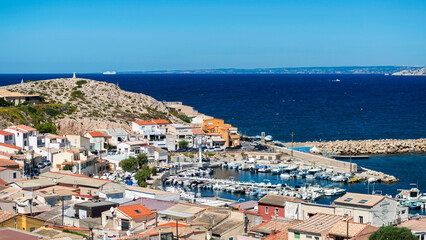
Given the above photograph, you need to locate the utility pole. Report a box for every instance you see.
[176,219,179,240]
[62,196,64,225]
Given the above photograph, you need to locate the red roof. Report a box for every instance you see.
[88,131,104,137]
[0,131,14,136]
[152,119,170,124]
[192,128,205,135]
[117,204,153,219]
[133,120,156,125]
[0,143,21,150]
[0,178,7,186]
[158,222,189,228]
[15,125,36,131]
[0,159,19,167]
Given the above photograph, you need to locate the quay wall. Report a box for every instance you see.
[303,138,426,155]
[269,145,357,172]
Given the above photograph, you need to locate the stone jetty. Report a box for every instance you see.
[304,138,426,155]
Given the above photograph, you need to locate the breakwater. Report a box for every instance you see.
[301,138,426,155]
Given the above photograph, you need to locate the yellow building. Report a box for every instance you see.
[202,118,240,147]
[0,210,46,232]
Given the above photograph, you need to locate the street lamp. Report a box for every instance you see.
[344,213,349,240]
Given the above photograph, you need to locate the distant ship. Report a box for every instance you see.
[103,71,116,75]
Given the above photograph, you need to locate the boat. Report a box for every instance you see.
[271,168,281,174]
[347,176,362,183]
[280,173,291,179]
[323,188,346,196]
[103,71,116,74]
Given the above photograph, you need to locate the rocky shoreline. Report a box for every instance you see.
[303,138,426,155]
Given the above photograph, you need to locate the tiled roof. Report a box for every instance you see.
[0,143,21,150]
[259,194,302,207]
[192,128,205,135]
[212,217,244,235]
[121,198,176,211]
[288,213,345,235]
[152,119,170,124]
[0,131,14,136]
[15,125,36,131]
[0,209,16,222]
[0,160,19,167]
[158,222,189,228]
[133,120,156,125]
[329,221,377,237]
[0,178,7,186]
[252,219,300,240]
[117,204,153,219]
[398,217,426,231]
[334,192,385,207]
[87,131,104,137]
[230,200,258,210]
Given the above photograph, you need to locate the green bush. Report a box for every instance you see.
[63,164,73,171]
[0,98,11,107]
[178,140,189,149]
[35,122,57,134]
[45,107,59,116]
[71,90,83,98]
[76,80,87,86]
[120,157,136,172]
[369,226,417,240]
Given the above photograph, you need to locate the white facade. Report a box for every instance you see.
[0,168,21,183]
[0,131,15,145]
[4,125,37,150]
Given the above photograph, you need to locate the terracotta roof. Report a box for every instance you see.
[334,192,385,207]
[0,143,21,150]
[87,131,104,137]
[15,125,36,131]
[288,213,345,235]
[158,221,189,228]
[259,194,302,207]
[0,209,16,222]
[398,217,426,231]
[152,119,170,124]
[252,219,300,240]
[121,197,176,211]
[192,128,205,135]
[133,120,156,125]
[0,160,19,167]
[0,131,14,136]
[329,221,378,237]
[117,204,153,219]
[0,178,7,186]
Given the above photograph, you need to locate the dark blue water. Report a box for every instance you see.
[1,74,425,213]
[1,73,425,142]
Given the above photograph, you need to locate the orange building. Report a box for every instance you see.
[202,118,240,148]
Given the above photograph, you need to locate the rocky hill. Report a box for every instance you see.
[2,78,183,134]
[392,67,426,75]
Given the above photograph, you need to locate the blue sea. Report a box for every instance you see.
[1,73,425,212]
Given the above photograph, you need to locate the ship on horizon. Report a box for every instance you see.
[103,71,116,75]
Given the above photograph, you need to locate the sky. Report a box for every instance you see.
[0,0,425,73]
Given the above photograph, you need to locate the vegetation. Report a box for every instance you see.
[0,99,11,107]
[62,229,89,239]
[71,90,83,98]
[178,140,189,149]
[178,114,191,123]
[369,226,417,240]
[35,122,57,134]
[119,153,158,187]
[63,164,73,171]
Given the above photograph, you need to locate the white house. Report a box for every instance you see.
[4,125,37,150]
[107,128,129,146]
[117,141,148,155]
[124,185,179,201]
[0,142,21,154]
[333,192,409,226]
[52,151,104,176]
[0,167,22,183]
[85,131,105,151]
[131,120,167,148]
[0,130,15,145]
[168,124,194,149]
[65,135,91,152]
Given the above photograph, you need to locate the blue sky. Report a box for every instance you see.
[0,0,425,73]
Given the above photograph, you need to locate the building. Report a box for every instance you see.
[85,131,105,151]
[168,104,199,117]
[74,201,118,219]
[0,143,21,154]
[398,217,426,240]
[328,220,378,240]
[333,192,408,226]
[65,135,91,152]
[52,151,100,176]
[107,128,129,146]
[258,194,303,220]
[124,185,180,201]
[202,118,240,148]
[288,213,346,240]
[102,204,154,231]
[0,210,46,232]
[117,141,148,155]
[0,130,15,145]
[168,124,194,149]
[4,125,37,150]
[0,167,21,183]
[249,218,300,240]
[0,88,41,105]
[301,202,335,220]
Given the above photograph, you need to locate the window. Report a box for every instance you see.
[344,198,353,202]
[294,232,300,239]
[255,217,260,226]
[275,207,279,216]
[315,237,319,240]
[306,236,312,239]
[13,172,16,178]
[359,216,364,223]
[30,227,35,232]
[265,206,269,214]
[135,210,141,214]
[358,199,368,203]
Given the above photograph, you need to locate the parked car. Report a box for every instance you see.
[204,148,216,152]
[37,162,45,168]
[43,161,51,167]
[174,148,187,153]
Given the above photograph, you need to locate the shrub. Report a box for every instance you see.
[71,90,83,98]
[76,80,87,86]
[369,226,417,240]
[63,164,73,171]
[35,122,57,134]
[178,140,189,149]
[45,107,59,116]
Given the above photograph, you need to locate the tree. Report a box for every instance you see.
[178,140,189,149]
[136,154,148,168]
[134,165,151,186]
[120,157,136,172]
[151,167,157,176]
[35,122,57,134]
[0,98,11,107]
[369,226,417,240]
[63,164,73,171]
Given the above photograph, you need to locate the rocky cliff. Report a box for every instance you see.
[392,67,426,75]
[3,78,182,134]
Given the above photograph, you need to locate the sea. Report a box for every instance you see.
[0,73,425,213]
